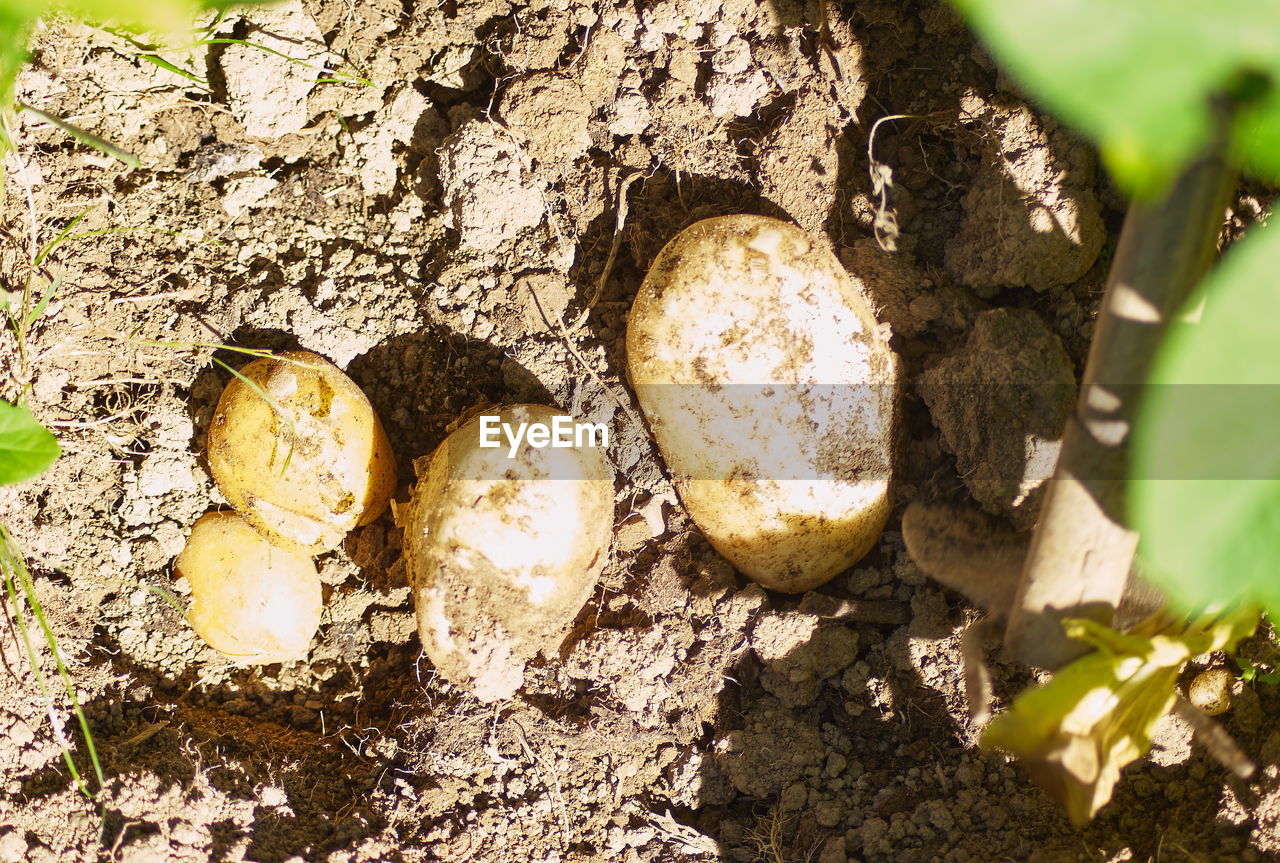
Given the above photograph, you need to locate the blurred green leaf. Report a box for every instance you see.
[1130,222,1280,617]
[983,608,1259,825]
[0,0,207,32]
[0,0,251,119]
[0,13,33,123]
[0,0,262,156]
[0,397,58,485]
[950,0,1280,194]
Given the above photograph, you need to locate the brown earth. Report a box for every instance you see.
[1,1,1278,861]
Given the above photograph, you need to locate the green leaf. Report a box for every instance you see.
[1130,223,1280,617]
[983,608,1259,825]
[949,0,1280,194]
[0,12,34,129]
[0,1,273,108]
[0,398,58,485]
[0,0,264,156]
[41,0,201,33]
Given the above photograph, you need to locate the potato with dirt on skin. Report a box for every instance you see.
[627,214,899,593]
[174,511,322,664]
[208,350,396,555]
[402,404,613,702]
[1188,667,1235,716]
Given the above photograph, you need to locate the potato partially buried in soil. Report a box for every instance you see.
[207,350,396,555]
[1188,667,1235,716]
[174,510,322,664]
[627,214,898,593]
[402,404,613,702]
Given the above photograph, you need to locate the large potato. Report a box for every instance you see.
[402,404,613,702]
[208,350,396,555]
[174,511,322,664]
[627,215,898,593]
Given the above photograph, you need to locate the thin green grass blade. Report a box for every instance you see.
[17,103,140,168]
[126,337,323,372]
[318,73,373,87]
[43,225,220,250]
[197,38,373,86]
[34,207,94,266]
[0,524,103,799]
[65,568,185,615]
[25,272,61,328]
[138,582,184,615]
[129,337,276,357]
[137,52,206,85]
[212,356,297,473]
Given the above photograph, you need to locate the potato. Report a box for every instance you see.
[402,404,613,702]
[208,350,396,554]
[627,215,898,593]
[174,511,322,664]
[1188,667,1235,716]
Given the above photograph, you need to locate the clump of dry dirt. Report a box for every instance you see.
[918,307,1076,529]
[2,1,1279,862]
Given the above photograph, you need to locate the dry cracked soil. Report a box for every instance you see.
[2,1,1280,862]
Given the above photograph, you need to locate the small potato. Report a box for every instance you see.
[402,404,613,702]
[208,350,396,554]
[175,511,322,664]
[1188,667,1235,716]
[627,215,898,593]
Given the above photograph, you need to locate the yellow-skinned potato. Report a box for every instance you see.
[627,215,898,593]
[402,404,613,702]
[1188,667,1234,716]
[175,511,322,664]
[208,350,396,555]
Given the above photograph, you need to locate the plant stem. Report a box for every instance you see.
[1004,105,1239,669]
